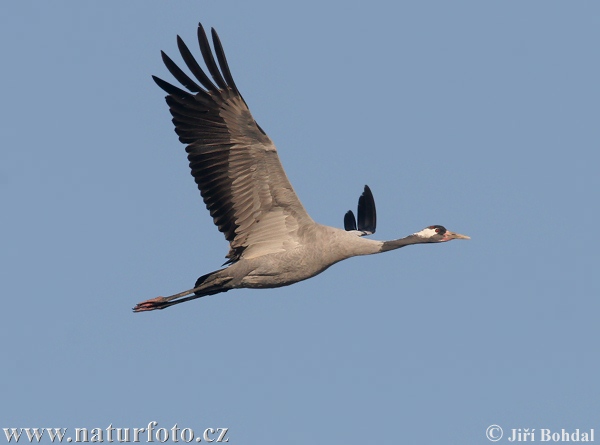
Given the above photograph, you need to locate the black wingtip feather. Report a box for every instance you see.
[197,24,228,90]
[344,211,357,231]
[357,185,376,234]
[176,35,215,92]
[160,51,203,93]
[152,75,192,99]
[211,27,240,96]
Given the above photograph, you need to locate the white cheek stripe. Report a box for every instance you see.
[414,227,438,238]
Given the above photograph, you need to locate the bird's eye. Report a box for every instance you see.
[435,228,441,233]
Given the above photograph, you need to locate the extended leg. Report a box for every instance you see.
[133,268,233,312]
[133,287,200,312]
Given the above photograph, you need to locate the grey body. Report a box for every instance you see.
[133,24,468,312]
[220,226,382,289]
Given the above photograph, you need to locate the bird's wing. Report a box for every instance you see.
[344,210,357,231]
[344,185,376,236]
[153,23,314,263]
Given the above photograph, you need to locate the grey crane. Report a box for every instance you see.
[133,23,469,312]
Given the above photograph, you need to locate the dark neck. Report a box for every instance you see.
[380,234,429,252]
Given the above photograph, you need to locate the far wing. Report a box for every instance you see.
[344,185,376,236]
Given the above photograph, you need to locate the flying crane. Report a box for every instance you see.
[134,23,469,312]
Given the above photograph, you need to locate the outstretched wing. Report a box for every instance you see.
[153,23,313,263]
[344,185,376,236]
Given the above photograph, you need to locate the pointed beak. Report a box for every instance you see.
[444,231,470,240]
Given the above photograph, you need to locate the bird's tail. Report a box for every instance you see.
[133,268,233,312]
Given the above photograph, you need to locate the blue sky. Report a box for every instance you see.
[2,2,599,444]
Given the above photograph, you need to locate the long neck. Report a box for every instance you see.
[380,234,429,252]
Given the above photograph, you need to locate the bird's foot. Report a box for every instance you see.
[133,285,211,312]
[133,296,169,312]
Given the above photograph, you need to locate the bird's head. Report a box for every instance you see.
[414,225,470,243]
